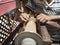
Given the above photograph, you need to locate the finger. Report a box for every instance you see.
[20,16,27,22]
[42,19,47,23]
[21,13,27,20]
[37,14,44,18]
[21,13,26,18]
[37,15,41,19]
[21,13,30,20]
[37,16,43,20]
[40,18,45,22]
[25,14,30,20]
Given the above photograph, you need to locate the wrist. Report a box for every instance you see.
[49,15,60,20]
[45,16,52,21]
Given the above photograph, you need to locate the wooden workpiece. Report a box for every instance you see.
[25,17,36,33]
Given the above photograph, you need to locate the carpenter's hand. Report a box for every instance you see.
[37,13,51,23]
[20,13,30,22]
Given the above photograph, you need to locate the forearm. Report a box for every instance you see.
[40,13,60,20]
[49,15,60,20]
[46,21,60,28]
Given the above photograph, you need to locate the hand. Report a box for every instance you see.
[20,13,30,22]
[37,13,51,23]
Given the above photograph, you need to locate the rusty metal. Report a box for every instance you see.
[0,13,21,45]
[36,22,52,45]
[14,19,43,45]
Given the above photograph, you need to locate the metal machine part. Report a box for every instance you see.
[0,14,20,45]
[21,38,36,45]
[14,32,43,45]
[14,20,43,45]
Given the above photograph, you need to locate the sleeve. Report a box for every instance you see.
[25,0,44,14]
